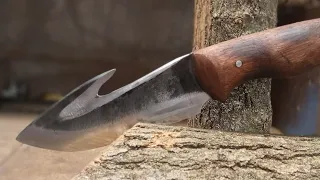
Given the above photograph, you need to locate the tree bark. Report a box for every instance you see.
[188,0,278,134]
[73,123,320,180]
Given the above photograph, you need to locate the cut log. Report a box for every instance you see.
[73,123,320,180]
[188,0,278,134]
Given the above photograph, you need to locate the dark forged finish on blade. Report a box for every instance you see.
[16,53,210,151]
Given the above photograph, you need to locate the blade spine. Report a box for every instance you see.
[99,53,192,98]
[58,53,193,120]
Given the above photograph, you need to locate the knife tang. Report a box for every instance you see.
[191,18,320,102]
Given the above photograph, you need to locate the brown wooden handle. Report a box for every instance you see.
[192,18,320,102]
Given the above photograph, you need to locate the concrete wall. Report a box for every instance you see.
[0,0,194,99]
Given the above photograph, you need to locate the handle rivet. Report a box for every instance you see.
[235,60,242,67]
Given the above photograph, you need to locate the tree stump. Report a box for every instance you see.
[73,123,320,180]
[188,0,278,134]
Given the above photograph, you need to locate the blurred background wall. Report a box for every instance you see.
[0,0,194,102]
[0,0,319,107]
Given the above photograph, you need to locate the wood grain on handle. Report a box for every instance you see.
[192,18,320,102]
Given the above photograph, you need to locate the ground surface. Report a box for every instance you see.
[0,112,105,180]
[0,110,283,180]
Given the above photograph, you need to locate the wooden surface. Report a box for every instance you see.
[192,18,320,102]
[0,112,105,180]
[73,123,320,180]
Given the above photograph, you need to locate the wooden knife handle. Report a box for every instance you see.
[192,18,320,102]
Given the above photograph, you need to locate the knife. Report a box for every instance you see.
[16,18,320,151]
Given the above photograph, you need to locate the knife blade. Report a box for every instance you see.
[16,18,320,151]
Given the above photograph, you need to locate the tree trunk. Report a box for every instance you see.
[73,123,320,180]
[272,0,320,135]
[278,0,320,26]
[188,0,278,134]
